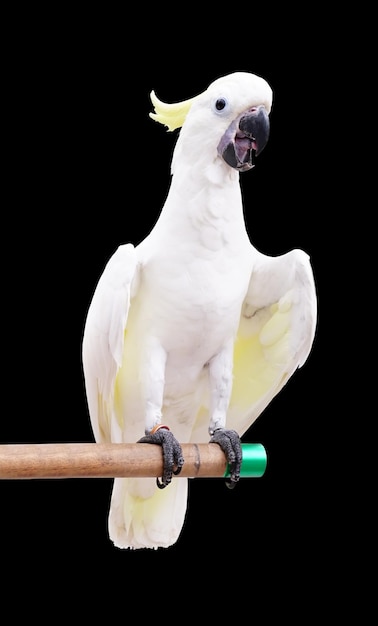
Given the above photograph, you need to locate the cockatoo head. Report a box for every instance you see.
[150,71,273,173]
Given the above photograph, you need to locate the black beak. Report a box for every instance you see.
[218,105,270,172]
[239,106,270,156]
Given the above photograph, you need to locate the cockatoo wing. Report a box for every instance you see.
[82,242,188,550]
[190,248,317,441]
[231,247,317,435]
[82,243,139,443]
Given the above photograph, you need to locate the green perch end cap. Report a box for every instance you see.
[224,443,267,478]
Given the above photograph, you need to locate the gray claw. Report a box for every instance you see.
[137,429,185,489]
[209,428,242,488]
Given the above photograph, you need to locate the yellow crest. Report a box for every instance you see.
[149,90,198,131]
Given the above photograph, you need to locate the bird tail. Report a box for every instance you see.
[108,476,188,550]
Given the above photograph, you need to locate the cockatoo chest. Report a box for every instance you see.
[130,177,252,362]
[134,235,251,358]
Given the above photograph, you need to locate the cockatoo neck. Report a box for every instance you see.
[170,130,242,210]
[168,156,242,221]
[155,146,248,255]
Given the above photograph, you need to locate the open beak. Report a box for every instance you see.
[217,105,270,172]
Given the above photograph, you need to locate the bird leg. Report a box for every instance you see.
[136,342,184,488]
[138,425,185,489]
[207,342,242,488]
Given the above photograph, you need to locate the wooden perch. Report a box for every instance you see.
[0,442,266,480]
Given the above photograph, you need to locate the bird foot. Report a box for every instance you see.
[137,426,185,489]
[209,428,242,489]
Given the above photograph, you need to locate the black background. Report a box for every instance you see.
[1,11,345,618]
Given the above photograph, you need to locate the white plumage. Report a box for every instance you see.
[82,71,317,549]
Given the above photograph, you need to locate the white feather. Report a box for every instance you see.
[82,72,317,549]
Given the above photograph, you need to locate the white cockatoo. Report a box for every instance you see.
[82,71,317,550]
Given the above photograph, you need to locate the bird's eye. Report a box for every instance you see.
[212,97,230,115]
[215,98,227,110]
